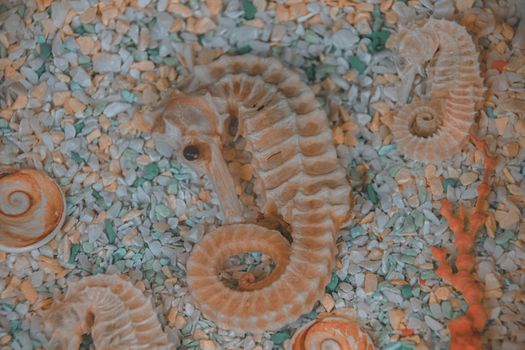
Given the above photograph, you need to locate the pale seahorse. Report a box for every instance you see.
[42,274,172,350]
[392,19,485,162]
[139,55,353,332]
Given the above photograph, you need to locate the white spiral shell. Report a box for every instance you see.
[0,169,66,252]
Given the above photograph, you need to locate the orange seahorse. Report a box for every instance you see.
[139,55,353,332]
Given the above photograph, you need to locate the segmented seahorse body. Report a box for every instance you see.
[145,55,352,332]
[392,19,485,162]
[42,275,171,350]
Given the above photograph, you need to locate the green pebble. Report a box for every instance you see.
[114,260,126,272]
[113,248,127,261]
[163,56,178,66]
[401,284,413,299]
[372,5,384,32]
[144,260,154,271]
[155,205,171,218]
[0,118,9,128]
[418,185,427,203]
[384,341,416,350]
[152,230,163,240]
[91,190,102,200]
[146,48,159,57]
[74,121,85,133]
[495,230,515,246]
[367,30,391,53]
[242,0,257,20]
[387,164,402,177]
[441,300,452,319]
[385,213,399,229]
[71,151,83,164]
[402,216,416,232]
[78,55,91,65]
[304,65,315,81]
[39,42,52,61]
[399,255,414,265]
[69,244,80,264]
[121,90,136,103]
[443,178,461,192]
[271,331,289,345]
[134,178,146,187]
[366,183,378,205]
[84,23,96,33]
[237,45,252,54]
[69,82,82,93]
[350,226,364,238]
[82,242,94,253]
[104,219,116,244]
[304,29,320,43]
[132,253,143,263]
[93,104,105,116]
[325,273,339,292]
[0,42,6,58]
[348,55,367,74]
[160,258,170,266]
[72,25,86,35]
[413,211,424,228]
[421,270,438,280]
[316,64,335,80]
[379,144,396,156]
[35,63,46,77]
[167,183,178,194]
[154,273,165,285]
[403,248,418,256]
[143,163,160,180]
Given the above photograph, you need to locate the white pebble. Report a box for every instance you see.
[104,102,131,117]
[93,53,122,73]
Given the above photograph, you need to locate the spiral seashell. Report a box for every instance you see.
[0,169,66,252]
[290,312,375,350]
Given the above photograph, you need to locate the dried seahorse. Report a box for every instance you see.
[392,19,485,161]
[42,274,171,350]
[139,55,352,332]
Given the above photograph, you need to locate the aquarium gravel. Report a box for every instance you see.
[0,0,524,349]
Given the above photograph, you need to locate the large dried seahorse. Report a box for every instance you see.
[42,274,171,350]
[140,55,352,332]
[392,19,485,161]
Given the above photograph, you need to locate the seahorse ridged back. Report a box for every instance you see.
[179,55,351,224]
[180,55,352,332]
[393,19,485,161]
[44,274,171,350]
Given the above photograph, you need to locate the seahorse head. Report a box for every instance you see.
[397,26,439,65]
[42,298,91,350]
[140,90,244,222]
[139,91,228,170]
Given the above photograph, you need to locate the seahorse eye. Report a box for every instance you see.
[183,145,200,161]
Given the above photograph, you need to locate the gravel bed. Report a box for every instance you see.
[0,1,523,349]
